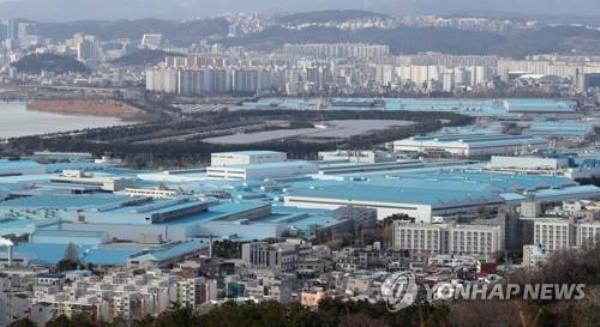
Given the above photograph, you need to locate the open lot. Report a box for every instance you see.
[203,120,415,144]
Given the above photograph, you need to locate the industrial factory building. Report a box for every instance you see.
[392,134,548,157]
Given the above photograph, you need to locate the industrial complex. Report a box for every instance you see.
[2,145,600,325]
[2,147,600,267]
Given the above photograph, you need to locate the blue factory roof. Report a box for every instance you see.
[240,97,575,117]
[85,196,207,215]
[0,160,43,171]
[0,174,50,184]
[533,185,600,200]
[288,183,503,207]
[391,170,576,193]
[0,219,60,236]
[161,201,270,225]
[505,99,575,113]
[524,121,595,138]
[271,206,341,229]
[0,194,128,209]
[0,243,91,266]
[0,240,209,266]
[130,240,206,262]
[30,229,108,241]
[81,247,140,266]
[286,170,579,207]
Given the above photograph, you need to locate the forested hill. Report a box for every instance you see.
[11,53,91,75]
[221,25,600,58]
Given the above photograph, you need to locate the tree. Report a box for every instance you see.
[45,315,73,327]
[212,240,243,259]
[63,243,79,263]
[56,242,80,272]
[152,307,201,327]
[8,318,36,327]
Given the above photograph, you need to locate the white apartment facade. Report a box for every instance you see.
[447,224,503,260]
[533,219,573,252]
[576,221,600,249]
[392,223,445,255]
[392,222,503,260]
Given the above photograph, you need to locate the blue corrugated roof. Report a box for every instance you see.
[82,248,138,266]
[159,201,269,225]
[0,243,91,265]
[288,183,502,206]
[0,194,128,209]
[0,160,43,170]
[131,240,206,262]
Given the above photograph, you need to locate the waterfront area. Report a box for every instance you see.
[0,102,134,139]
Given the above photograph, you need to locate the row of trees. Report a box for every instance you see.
[13,296,600,327]
[14,300,448,327]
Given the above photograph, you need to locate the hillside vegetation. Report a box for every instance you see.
[11,53,91,75]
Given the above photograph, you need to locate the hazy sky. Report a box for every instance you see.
[1,0,600,21]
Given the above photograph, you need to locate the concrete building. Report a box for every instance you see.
[176,277,217,308]
[318,150,397,164]
[282,43,390,59]
[241,241,300,271]
[210,151,287,167]
[497,59,600,85]
[522,244,548,268]
[120,187,180,199]
[207,161,318,181]
[29,230,109,246]
[447,224,503,260]
[50,170,134,192]
[285,182,505,222]
[392,222,503,260]
[300,290,329,308]
[533,218,574,252]
[30,270,213,324]
[392,223,446,255]
[226,270,296,303]
[393,134,548,157]
[140,34,163,49]
[576,221,600,249]
[487,156,569,171]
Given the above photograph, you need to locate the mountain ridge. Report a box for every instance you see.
[2,0,600,22]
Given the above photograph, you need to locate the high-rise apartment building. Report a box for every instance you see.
[393,222,503,260]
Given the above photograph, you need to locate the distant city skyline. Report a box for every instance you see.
[2,0,600,22]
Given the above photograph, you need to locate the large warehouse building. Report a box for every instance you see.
[285,182,505,222]
[210,151,287,167]
[392,134,548,157]
[284,171,600,222]
[206,161,319,180]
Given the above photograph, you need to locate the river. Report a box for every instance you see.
[0,102,132,139]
